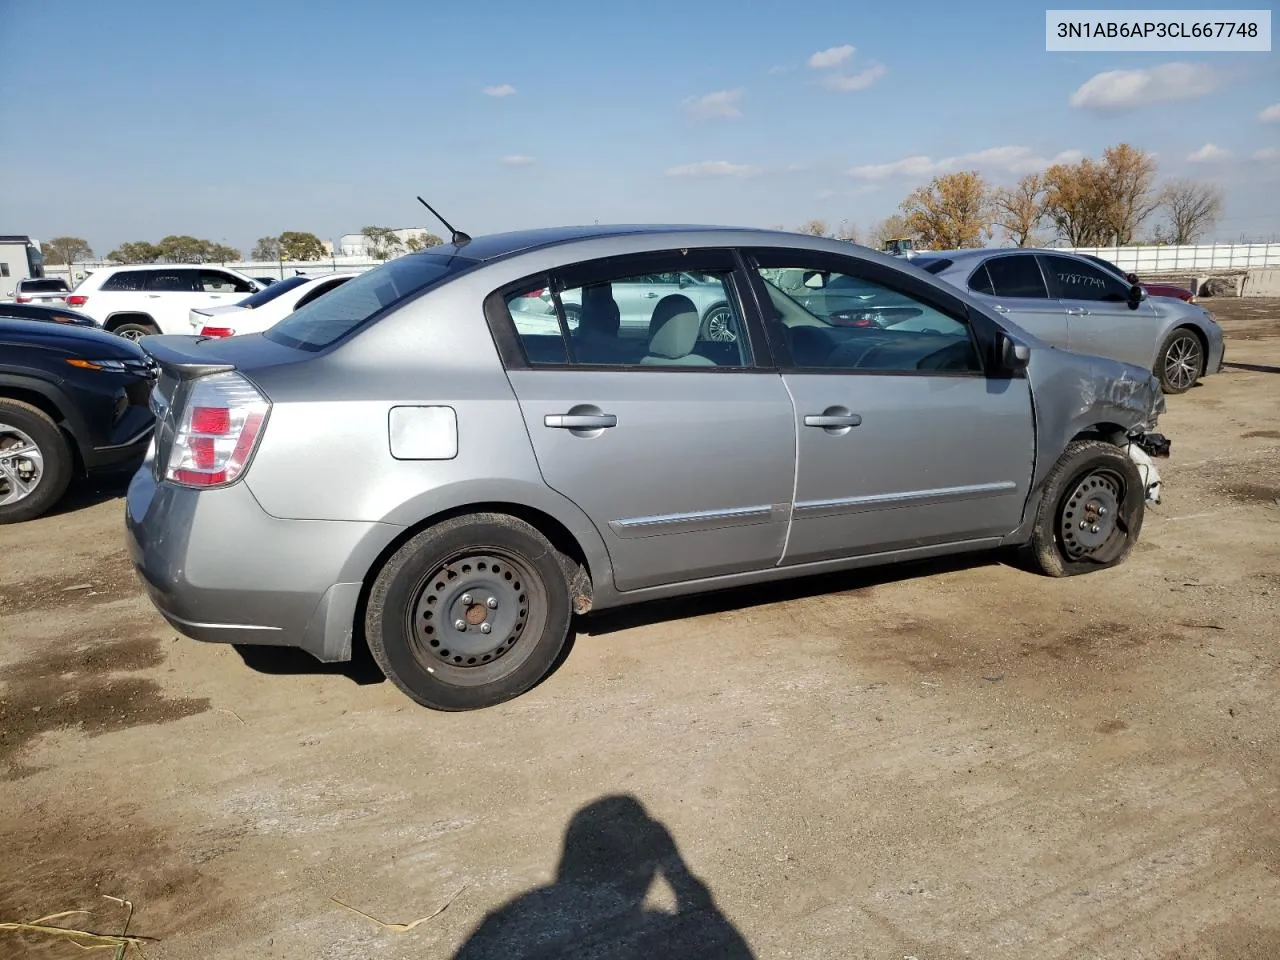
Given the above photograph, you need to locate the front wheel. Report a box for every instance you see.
[0,399,73,524]
[1157,328,1204,394]
[1025,440,1145,577]
[700,304,736,342]
[365,514,573,711]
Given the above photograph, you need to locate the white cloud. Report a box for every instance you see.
[664,160,761,179]
[1187,143,1231,163]
[808,44,854,69]
[482,84,517,98]
[501,155,536,166]
[684,88,743,120]
[846,145,1081,181]
[820,64,888,92]
[1069,62,1220,110]
[768,65,793,75]
[1253,147,1280,162]
[1260,103,1280,122]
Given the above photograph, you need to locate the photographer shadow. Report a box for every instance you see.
[453,794,754,959]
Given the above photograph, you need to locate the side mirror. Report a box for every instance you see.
[1125,272,1139,284]
[1001,334,1031,372]
[1127,283,1145,309]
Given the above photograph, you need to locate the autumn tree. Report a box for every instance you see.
[279,231,326,261]
[1043,144,1160,246]
[900,170,992,249]
[1099,143,1159,244]
[251,236,281,260]
[992,174,1046,247]
[105,241,160,263]
[1159,179,1223,244]
[362,226,402,259]
[42,236,94,265]
[404,233,444,252]
[797,219,831,237]
[1043,159,1107,246]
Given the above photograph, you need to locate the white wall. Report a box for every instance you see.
[1056,243,1280,272]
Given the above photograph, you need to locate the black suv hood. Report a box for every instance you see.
[0,318,147,359]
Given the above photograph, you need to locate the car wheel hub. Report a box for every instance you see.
[413,553,531,667]
[0,426,43,506]
[704,308,736,342]
[1165,336,1201,390]
[1060,472,1121,558]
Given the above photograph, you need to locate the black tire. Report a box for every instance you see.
[1156,327,1204,394]
[700,303,736,342]
[365,513,573,711]
[0,398,73,524]
[1026,440,1145,578]
[111,320,158,342]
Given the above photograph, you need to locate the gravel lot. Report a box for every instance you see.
[3,299,1278,959]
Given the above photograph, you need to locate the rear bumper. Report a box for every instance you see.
[125,465,402,661]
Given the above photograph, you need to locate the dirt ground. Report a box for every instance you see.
[2,299,1278,960]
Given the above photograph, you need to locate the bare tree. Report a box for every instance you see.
[992,174,1046,247]
[1159,179,1223,244]
[797,219,830,237]
[866,215,916,249]
[834,219,860,243]
[900,171,992,249]
[251,236,281,261]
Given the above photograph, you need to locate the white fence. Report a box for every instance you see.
[1056,243,1280,273]
[38,242,1280,286]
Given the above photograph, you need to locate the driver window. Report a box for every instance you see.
[753,262,982,374]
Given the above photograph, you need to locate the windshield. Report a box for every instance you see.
[265,254,473,351]
[236,274,310,307]
[21,278,69,292]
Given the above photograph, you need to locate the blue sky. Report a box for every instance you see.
[1,0,1276,254]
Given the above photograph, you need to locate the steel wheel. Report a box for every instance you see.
[702,305,736,342]
[1161,333,1202,393]
[0,424,44,507]
[1057,467,1127,564]
[407,550,548,686]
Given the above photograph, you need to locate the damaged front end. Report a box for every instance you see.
[1104,370,1171,505]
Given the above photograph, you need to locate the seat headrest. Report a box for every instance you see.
[647,294,700,359]
[578,283,619,337]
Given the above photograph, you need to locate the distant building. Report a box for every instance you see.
[0,235,45,297]
[339,227,433,257]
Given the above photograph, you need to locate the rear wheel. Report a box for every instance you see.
[1026,440,1145,577]
[1156,327,1204,394]
[701,304,736,342]
[365,514,573,711]
[0,399,73,524]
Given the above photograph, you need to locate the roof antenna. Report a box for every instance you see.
[416,196,471,245]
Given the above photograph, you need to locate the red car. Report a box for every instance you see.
[1082,255,1196,302]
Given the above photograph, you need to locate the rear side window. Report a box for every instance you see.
[266,255,470,351]
[968,263,994,294]
[984,256,1048,299]
[102,271,153,292]
[146,271,196,292]
[237,274,310,308]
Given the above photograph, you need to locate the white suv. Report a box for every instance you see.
[66,265,264,340]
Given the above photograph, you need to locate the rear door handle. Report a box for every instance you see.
[1065,307,1091,316]
[804,414,862,428]
[640,291,658,299]
[992,304,1010,313]
[544,413,618,429]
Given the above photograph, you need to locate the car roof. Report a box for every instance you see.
[415,223,843,263]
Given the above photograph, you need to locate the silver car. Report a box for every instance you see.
[910,249,1224,394]
[127,225,1169,712]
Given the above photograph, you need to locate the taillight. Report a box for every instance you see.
[15,296,31,303]
[165,372,269,488]
[67,295,88,306]
[199,326,236,338]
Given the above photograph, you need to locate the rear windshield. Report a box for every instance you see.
[265,254,473,351]
[21,278,69,292]
[237,274,310,308]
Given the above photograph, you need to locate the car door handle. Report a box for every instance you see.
[544,413,618,429]
[804,414,862,428]
[1065,307,1091,316]
[992,304,1010,313]
[640,291,658,299]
